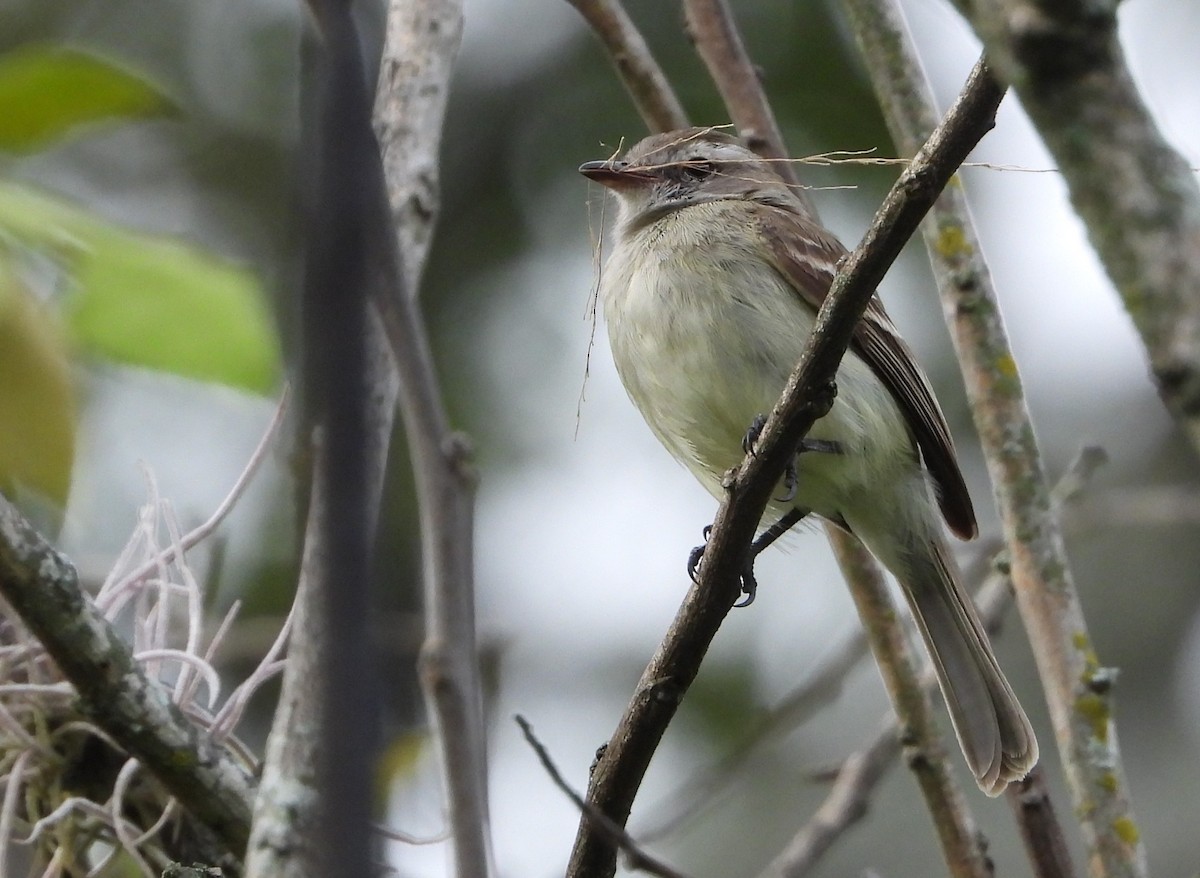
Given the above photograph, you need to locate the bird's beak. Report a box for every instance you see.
[579,160,655,190]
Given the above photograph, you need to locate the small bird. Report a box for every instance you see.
[579,127,1037,795]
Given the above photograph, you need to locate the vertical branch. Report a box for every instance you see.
[565,0,689,132]
[841,2,1142,876]
[371,1,493,876]
[245,328,397,877]
[826,527,990,878]
[296,0,380,873]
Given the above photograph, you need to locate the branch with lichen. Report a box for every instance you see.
[841,1,1142,875]
[0,488,260,873]
[954,0,1200,457]
[371,0,493,876]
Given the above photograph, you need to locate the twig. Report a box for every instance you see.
[953,0,1200,457]
[370,1,493,876]
[841,2,1120,874]
[565,0,689,132]
[1007,766,1076,878]
[757,716,902,878]
[826,526,989,878]
[681,0,814,215]
[566,59,1007,878]
[0,495,256,856]
[515,716,689,878]
[105,388,289,604]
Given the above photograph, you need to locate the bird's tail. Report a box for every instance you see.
[899,536,1038,795]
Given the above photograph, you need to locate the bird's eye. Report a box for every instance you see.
[680,159,716,181]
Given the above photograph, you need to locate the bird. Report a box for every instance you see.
[579,126,1037,795]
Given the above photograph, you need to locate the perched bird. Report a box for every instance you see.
[580,127,1037,795]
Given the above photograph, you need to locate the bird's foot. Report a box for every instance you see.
[740,413,845,503]
[687,525,760,607]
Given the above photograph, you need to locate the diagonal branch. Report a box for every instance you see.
[681,0,815,215]
[955,0,1200,457]
[0,494,256,858]
[566,62,1007,878]
[565,0,689,132]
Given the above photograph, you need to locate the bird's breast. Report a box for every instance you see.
[601,204,914,520]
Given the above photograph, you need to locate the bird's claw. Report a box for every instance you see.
[687,524,758,606]
[687,525,713,583]
[741,414,767,457]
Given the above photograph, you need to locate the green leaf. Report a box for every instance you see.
[0,255,75,513]
[0,45,174,154]
[0,182,280,394]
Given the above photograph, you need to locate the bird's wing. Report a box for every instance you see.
[753,204,977,539]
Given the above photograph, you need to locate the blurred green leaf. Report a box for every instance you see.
[0,182,280,393]
[0,254,75,516]
[0,45,174,154]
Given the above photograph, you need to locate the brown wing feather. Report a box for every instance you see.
[752,204,978,539]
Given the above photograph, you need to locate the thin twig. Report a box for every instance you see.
[565,0,689,132]
[845,2,1142,874]
[0,495,256,856]
[566,60,1007,878]
[105,388,289,605]
[635,618,871,842]
[515,716,689,878]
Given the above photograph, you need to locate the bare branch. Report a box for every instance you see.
[841,2,1141,875]
[565,0,689,132]
[567,63,1007,878]
[826,526,990,878]
[0,494,255,857]
[956,0,1200,455]
[515,717,689,878]
[374,0,465,294]
[1007,766,1076,878]
[680,0,814,215]
[757,565,1015,878]
[634,615,871,842]
[370,1,493,876]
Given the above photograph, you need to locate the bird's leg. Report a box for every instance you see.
[686,508,808,607]
[740,414,844,503]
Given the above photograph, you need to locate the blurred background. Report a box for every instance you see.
[1,0,1198,875]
